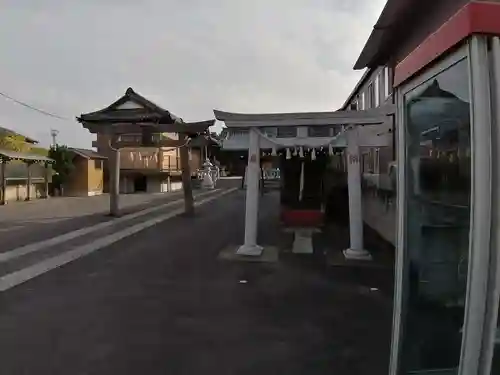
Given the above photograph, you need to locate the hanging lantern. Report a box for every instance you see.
[286,148,291,160]
[271,145,277,156]
[299,146,304,158]
[328,144,334,156]
[293,147,298,156]
[311,148,316,161]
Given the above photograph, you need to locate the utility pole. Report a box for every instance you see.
[50,129,59,146]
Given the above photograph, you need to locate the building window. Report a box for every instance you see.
[374,74,380,107]
[151,133,163,143]
[119,134,140,143]
[349,101,358,111]
[332,125,342,136]
[277,127,296,138]
[384,66,391,98]
[262,127,277,138]
[360,92,366,110]
[367,83,375,109]
[141,129,154,146]
[94,160,103,169]
[231,129,248,136]
[307,126,330,137]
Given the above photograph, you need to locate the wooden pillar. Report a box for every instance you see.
[180,134,194,216]
[25,161,33,201]
[44,162,50,199]
[1,160,6,205]
[109,135,121,216]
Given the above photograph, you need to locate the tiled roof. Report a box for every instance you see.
[0,126,38,144]
[69,148,107,160]
[0,149,53,162]
[77,87,179,124]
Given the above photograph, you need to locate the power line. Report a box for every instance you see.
[0,91,72,121]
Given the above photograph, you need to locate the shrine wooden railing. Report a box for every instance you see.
[119,147,181,172]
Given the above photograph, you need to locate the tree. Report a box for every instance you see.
[0,134,28,152]
[48,144,74,195]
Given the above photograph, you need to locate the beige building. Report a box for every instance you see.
[65,148,107,197]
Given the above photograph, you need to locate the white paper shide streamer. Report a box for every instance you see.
[299,161,305,202]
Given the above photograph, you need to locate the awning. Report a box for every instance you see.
[0,149,54,163]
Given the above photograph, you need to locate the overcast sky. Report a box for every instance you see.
[0,0,385,148]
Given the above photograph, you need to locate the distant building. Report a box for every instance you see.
[89,88,205,194]
[65,148,107,197]
[340,62,396,245]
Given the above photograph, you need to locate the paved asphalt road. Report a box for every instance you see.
[0,190,195,252]
[0,189,392,375]
[0,177,242,252]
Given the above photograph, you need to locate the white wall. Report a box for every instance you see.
[119,176,135,194]
[146,176,162,193]
[169,181,182,192]
[4,183,44,202]
[362,191,396,245]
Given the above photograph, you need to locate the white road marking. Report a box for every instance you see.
[24,218,70,224]
[0,226,25,232]
[0,189,220,263]
[0,188,237,292]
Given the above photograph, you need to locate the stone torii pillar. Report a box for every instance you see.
[109,134,120,216]
[344,126,372,260]
[237,127,263,256]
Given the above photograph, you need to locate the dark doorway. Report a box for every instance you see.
[279,153,327,210]
[134,175,147,192]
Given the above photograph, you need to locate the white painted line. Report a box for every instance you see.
[0,226,25,233]
[0,188,237,292]
[0,189,220,263]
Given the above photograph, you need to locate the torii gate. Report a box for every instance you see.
[77,88,214,216]
[214,105,395,260]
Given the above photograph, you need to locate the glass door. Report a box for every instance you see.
[390,36,497,375]
[401,51,472,375]
[484,35,500,375]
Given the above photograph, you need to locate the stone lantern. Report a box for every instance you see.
[200,159,219,189]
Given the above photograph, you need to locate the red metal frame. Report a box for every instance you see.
[394,1,500,87]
